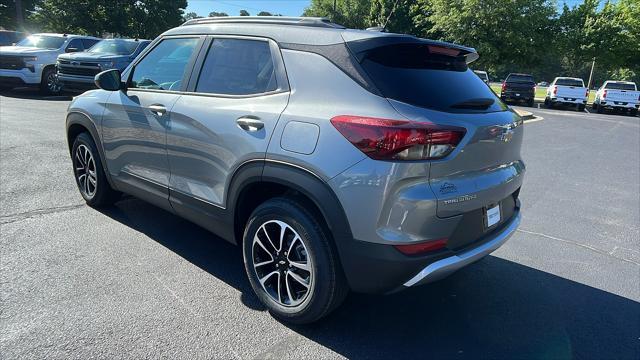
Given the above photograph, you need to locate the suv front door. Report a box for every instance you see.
[166,36,289,229]
[101,36,202,210]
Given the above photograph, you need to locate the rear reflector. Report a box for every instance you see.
[330,115,465,161]
[394,238,448,255]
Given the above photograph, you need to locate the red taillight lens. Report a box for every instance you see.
[585,89,589,97]
[603,89,607,98]
[501,82,506,92]
[330,115,466,161]
[553,86,558,95]
[394,238,448,255]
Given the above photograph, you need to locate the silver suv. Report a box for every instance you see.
[66,17,524,324]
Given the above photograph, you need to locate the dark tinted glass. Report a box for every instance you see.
[130,38,198,91]
[196,38,276,95]
[506,74,534,83]
[89,40,139,55]
[605,82,636,91]
[360,44,505,113]
[555,78,583,87]
[82,39,99,50]
[66,39,83,51]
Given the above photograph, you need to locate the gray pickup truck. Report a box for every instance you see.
[57,38,150,91]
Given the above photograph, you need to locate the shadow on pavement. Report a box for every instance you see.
[0,87,74,100]
[99,197,640,359]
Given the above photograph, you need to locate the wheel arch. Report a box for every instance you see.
[66,111,116,189]
[228,160,354,271]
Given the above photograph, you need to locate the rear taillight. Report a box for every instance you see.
[602,89,607,98]
[501,82,506,92]
[394,238,448,255]
[585,89,589,97]
[330,115,466,161]
[553,86,558,95]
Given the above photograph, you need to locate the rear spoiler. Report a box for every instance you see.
[345,35,479,64]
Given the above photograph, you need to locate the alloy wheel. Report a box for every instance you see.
[74,144,97,198]
[47,72,62,93]
[252,220,313,307]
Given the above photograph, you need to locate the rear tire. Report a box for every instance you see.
[242,197,348,324]
[544,97,551,108]
[629,109,638,117]
[577,104,585,112]
[71,132,120,207]
[527,99,535,107]
[40,67,62,95]
[596,103,604,114]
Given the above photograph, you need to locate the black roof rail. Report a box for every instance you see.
[181,16,345,29]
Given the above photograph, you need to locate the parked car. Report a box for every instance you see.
[544,77,588,111]
[537,81,548,87]
[473,70,489,84]
[500,73,536,107]
[0,30,27,46]
[66,16,524,323]
[592,81,639,116]
[0,33,100,94]
[57,38,151,91]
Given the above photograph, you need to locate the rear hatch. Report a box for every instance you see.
[554,78,586,100]
[350,38,525,221]
[504,74,535,94]
[604,83,639,104]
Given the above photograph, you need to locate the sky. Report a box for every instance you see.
[186,0,311,17]
[185,1,609,18]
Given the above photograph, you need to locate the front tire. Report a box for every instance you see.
[71,132,120,206]
[40,67,62,95]
[242,197,348,324]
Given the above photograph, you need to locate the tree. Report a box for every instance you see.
[419,0,558,80]
[257,11,272,16]
[183,11,202,22]
[30,0,187,39]
[368,0,414,33]
[208,11,229,17]
[0,0,39,30]
[239,9,250,16]
[303,0,372,29]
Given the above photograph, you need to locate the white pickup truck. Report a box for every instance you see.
[544,77,588,111]
[592,81,639,116]
[0,33,100,94]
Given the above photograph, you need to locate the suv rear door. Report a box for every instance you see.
[166,36,289,225]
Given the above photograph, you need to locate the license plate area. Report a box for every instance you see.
[484,204,501,229]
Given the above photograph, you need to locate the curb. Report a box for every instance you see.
[513,109,535,120]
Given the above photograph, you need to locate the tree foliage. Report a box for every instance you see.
[26,0,186,39]
[303,0,372,29]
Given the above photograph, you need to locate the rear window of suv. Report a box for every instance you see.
[360,44,505,113]
[506,74,534,83]
[605,82,636,91]
[555,78,584,87]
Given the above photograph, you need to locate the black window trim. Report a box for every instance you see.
[184,34,290,99]
[123,35,206,94]
[65,38,84,52]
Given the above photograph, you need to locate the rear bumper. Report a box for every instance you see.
[598,101,639,110]
[402,208,520,288]
[501,91,534,101]
[549,97,587,105]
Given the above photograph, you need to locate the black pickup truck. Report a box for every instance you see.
[500,73,536,107]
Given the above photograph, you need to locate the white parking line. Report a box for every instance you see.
[524,116,544,124]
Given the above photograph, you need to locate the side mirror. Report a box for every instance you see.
[66,47,80,53]
[94,69,123,91]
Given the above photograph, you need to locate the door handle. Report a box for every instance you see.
[148,104,167,116]
[236,116,264,131]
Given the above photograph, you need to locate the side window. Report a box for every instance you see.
[66,39,83,52]
[196,38,277,95]
[82,39,99,50]
[130,37,199,91]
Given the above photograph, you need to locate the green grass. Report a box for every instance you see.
[490,85,596,104]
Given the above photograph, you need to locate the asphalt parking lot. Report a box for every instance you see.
[1,89,639,359]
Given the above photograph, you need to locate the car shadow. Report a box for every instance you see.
[0,87,74,100]
[99,197,639,359]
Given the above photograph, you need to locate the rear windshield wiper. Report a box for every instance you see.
[450,98,495,110]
